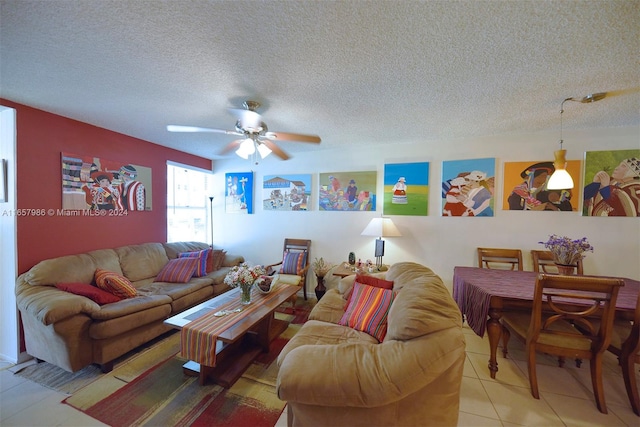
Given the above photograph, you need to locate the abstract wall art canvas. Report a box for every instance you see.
[226,172,254,214]
[61,152,152,211]
[582,149,640,217]
[383,162,429,216]
[442,158,495,217]
[262,174,311,211]
[502,159,580,212]
[319,171,377,211]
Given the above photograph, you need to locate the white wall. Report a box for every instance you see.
[211,126,640,292]
[0,106,19,363]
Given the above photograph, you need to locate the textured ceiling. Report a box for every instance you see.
[1,0,639,160]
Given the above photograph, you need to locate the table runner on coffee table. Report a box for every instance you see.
[181,284,294,367]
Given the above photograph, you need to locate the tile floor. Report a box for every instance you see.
[2,323,638,426]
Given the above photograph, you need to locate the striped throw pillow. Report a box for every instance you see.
[94,269,137,299]
[280,251,306,275]
[339,281,395,342]
[156,257,199,283]
[178,249,211,277]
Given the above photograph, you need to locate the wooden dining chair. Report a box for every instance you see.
[531,250,584,275]
[600,292,640,416]
[266,238,311,300]
[500,274,624,414]
[477,247,523,271]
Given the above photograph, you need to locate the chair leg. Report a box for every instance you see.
[590,355,608,414]
[501,325,510,358]
[620,352,640,416]
[526,344,540,399]
[575,358,582,368]
[558,356,565,368]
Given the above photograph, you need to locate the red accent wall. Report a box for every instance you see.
[2,100,212,274]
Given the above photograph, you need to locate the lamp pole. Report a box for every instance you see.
[209,196,214,247]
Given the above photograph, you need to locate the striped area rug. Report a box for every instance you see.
[63,302,313,426]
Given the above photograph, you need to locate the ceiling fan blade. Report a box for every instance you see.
[261,139,290,160]
[219,139,243,155]
[166,125,239,135]
[264,131,321,144]
[228,108,262,129]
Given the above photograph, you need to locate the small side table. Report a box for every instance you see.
[332,262,357,278]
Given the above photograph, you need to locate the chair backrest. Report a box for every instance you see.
[528,274,624,353]
[282,238,311,275]
[531,250,584,275]
[477,247,523,270]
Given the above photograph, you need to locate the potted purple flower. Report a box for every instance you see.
[539,234,593,274]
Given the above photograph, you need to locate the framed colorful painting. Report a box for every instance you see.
[442,158,495,216]
[582,149,640,217]
[318,171,377,211]
[226,172,254,214]
[61,152,152,211]
[383,162,429,216]
[262,174,311,211]
[502,160,580,211]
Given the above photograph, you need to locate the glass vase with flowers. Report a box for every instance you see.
[223,263,266,304]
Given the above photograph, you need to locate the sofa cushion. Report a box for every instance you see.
[339,281,395,342]
[94,269,138,299]
[55,282,122,305]
[281,251,306,275]
[24,253,98,286]
[155,257,198,283]
[179,249,211,277]
[115,243,169,282]
[386,263,463,341]
[211,249,227,271]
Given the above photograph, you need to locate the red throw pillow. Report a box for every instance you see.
[55,282,122,305]
[339,281,396,342]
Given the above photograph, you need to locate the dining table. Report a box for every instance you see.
[452,266,640,379]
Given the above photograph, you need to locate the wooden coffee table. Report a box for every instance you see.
[164,284,299,387]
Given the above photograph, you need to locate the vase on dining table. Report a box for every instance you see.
[555,263,575,275]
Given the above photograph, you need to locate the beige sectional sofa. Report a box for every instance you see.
[15,241,244,373]
[276,262,466,427]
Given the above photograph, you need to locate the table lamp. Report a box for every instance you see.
[361,217,402,269]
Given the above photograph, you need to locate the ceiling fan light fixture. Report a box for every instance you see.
[257,143,272,159]
[235,138,255,159]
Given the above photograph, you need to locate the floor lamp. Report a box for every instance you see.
[361,217,402,270]
[209,196,214,247]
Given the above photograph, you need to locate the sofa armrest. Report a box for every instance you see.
[16,277,100,325]
[276,328,466,407]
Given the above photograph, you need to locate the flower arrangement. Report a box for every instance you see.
[540,234,593,266]
[311,257,334,278]
[223,263,266,290]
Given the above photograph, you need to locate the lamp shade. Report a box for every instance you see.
[547,149,574,190]
[361,218,402,238]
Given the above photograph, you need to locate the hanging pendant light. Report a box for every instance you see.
[547,93,607,190]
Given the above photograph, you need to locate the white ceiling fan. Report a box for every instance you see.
[167,100,321,161]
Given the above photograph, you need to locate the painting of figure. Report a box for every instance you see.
[226,172,254,214]
[442,158,495,217]
[319,171,377,211]
[263,174,311,211]
[61,152,152,211]
[582,149,640,217]
[383,162,429,216]
[503,160,580,211]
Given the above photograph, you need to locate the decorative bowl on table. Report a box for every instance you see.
[255,276,274,294]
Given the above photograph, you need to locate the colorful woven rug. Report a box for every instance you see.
[63,300,314,426]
